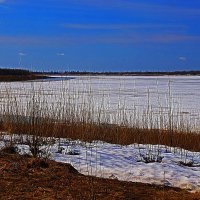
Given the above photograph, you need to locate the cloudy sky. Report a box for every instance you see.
[0,0,200,71]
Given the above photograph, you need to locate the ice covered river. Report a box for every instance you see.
[0,75,200,131]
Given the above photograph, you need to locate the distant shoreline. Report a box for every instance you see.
[37,71,200,76]
[1,68,200,82]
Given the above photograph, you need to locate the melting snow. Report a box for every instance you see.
[1,134,200,192]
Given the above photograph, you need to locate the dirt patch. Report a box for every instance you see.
[0,152,199,200]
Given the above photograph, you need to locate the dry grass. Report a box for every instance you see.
[1,119,200,152]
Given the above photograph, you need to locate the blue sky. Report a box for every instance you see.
[0,0,200,72]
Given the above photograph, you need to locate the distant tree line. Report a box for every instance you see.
[35,70,200,76]
[0,68,31,76]
[1,68,200,76]
[0,68,49,82]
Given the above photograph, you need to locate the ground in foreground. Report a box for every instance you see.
[0,150,199,200]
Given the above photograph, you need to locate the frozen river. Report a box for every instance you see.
[0,75,200,132]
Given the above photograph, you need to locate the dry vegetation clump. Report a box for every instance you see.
[1,119,200,152]
[0,145,18,154]
[0,150,200,200]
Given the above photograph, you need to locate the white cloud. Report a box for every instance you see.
[179,56,187,61]
[57,53,65,56]
[18,52,26,56]
[62,23,185,30]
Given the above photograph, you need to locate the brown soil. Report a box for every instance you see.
[0,150,200,200]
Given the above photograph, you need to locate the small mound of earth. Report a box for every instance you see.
[0,150,199,200]
[27,159,49,169]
